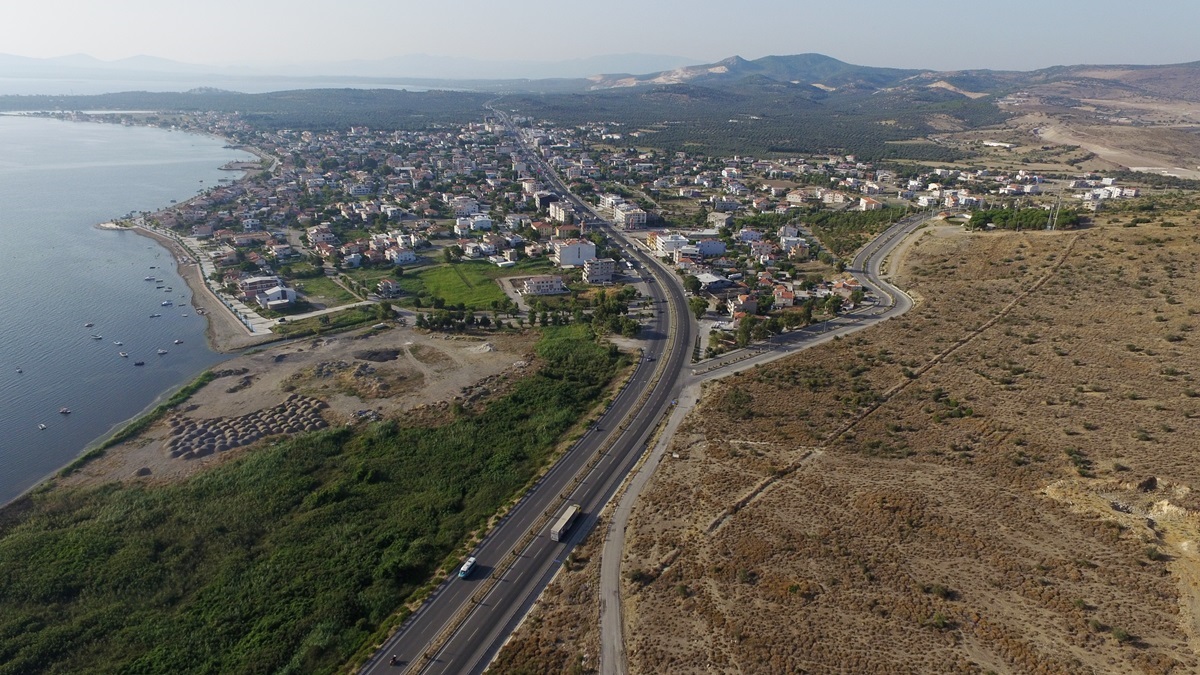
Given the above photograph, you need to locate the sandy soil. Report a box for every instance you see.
[130,226,278,353]
[1019,113,1200,179]
[61,327,538,488]
[615,211,1200,674]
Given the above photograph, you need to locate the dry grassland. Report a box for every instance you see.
[620,210,1200,674]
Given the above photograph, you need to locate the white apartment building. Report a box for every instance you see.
[613,203,646,229]
[655,233,690,257]
[583,258,615,284]
[522,275,567,295]
[551,238,597,267]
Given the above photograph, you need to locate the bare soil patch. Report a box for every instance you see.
[61,327,538,488]
[622,212,1200,673]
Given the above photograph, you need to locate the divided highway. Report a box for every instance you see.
[364,104,933,674]
[360,109,695,675]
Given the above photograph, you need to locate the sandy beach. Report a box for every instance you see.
[129,226,279,353]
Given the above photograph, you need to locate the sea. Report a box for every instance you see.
[0,115,255,504]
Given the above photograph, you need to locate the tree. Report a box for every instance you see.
[735,316,758,347]
[683,274,701,294]
[688,296,708,320]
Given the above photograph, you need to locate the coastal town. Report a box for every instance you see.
[61,107,1137,357]
[6,32,1200,675]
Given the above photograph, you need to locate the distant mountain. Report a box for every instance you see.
[0,52,703,85]
[586,53,926,91]
[273,53,704,80]
[3,50,1200,104]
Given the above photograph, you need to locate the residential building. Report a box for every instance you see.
[377,278,402,298]
[239,275,285,299]
[386,247,418,264]
[695,239,727,257]
[522,275,567,295]
[707,212,733,227]
[551,238,596,267]
[727,294,758,316]
[583,258,615,284]
[600,194,626,209]
[655,233,690,257]
[613,203,647,229]
[256,285,297,310]
[548,201,573,224]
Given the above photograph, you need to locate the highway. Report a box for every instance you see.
[359,108,696,675]
[363,105,932,674]
[596,210,936,675]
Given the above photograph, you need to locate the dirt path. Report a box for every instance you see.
[1032,118,1200,179]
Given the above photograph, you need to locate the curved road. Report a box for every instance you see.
[362,104,935,675]
[597,211,936,675]
[359,109,695,675]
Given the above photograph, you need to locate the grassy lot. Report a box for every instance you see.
[0,325,622,674]
[273,305,380,338]
[340,267,396,291]
[399,258,553,309]
[294,275,359,307]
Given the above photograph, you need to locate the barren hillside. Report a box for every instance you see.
[620,207,1200,674]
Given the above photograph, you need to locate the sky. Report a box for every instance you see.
[3,0,1198,73]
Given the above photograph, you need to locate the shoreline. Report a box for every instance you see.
[2,124,274,510]
[128,225,278,353]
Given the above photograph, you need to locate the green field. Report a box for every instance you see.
[294,275,359,306]
[399,259,553,309]
[273,305,382,338]
[0,325,622,674]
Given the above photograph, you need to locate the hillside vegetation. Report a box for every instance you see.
[0,325,622,675]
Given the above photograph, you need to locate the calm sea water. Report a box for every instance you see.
[0,116,253,504]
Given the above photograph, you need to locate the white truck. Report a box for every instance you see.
[550,504,581,542]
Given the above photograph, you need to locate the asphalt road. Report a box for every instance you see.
[360,109,695,675]
[596,210,938,675]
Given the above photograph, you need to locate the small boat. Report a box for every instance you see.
[164,287,173,292]
[84,322,94,328]
[90,334,103,340]
[134,361,145,366]
[15,368,22,373]
[182,313,189,317]
[161,301,172,307]
[113,341,123,346]
[157,349,168,355]
[144,276,155,281]
[119,352,128,358]
[173,339,183,345]
[38,423,47,430]
[149,313,161,318]
[59,408,70,415]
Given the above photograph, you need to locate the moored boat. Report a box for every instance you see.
[59,408,70,415]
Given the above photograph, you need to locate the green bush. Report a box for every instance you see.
[0,326,620,674]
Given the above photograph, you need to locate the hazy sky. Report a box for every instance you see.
[4,0,1198,71]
